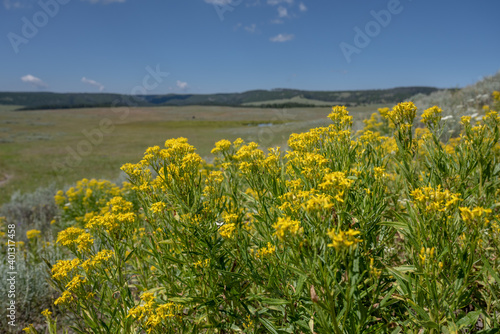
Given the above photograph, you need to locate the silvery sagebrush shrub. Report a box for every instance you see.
[1,185,59,242]
[0,185,59,332]
[411,71,500,139]
[0,207,64,333]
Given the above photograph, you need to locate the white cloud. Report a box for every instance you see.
[176,80,188,90]
[270,33,294,42]
[204,0,233,5]
[267,0,293,5]
[299,2,307,11]
[21,74,47,88]
[277,6,288,17]
[270,19,284,24]
[82,77,105,92]
[244,23,257,33]
[3,0,28,9]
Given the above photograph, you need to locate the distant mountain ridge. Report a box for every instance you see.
[0,86,440,110]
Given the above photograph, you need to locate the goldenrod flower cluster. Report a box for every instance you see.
[385,102,417,127]
[128,293,181,332]
[328,105,353,131]
[421,106,442,129]
[459,206,492,225]
[327,229,362,251]
[410,185,461,213]
[85,196,136,235]
[319,171,353,203]
[211,139,232,154]
[219,223,236,239]
[56,227,94,253]
[26,229,41,239]
[81,249,114,272]
[273,216,302,241]
[251,242,276,259]
[51,258,80,281]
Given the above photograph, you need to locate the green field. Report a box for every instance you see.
[242,95,337,106]
[0,104,385,204]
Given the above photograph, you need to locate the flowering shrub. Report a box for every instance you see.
[45,94,500,333]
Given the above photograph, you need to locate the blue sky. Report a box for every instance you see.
[1,0,499,94]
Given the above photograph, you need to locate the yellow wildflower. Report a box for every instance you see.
[41,309,52,317]
[219,223,236,239]
[459,206,492,225]
[150,201,166,214]
[252,242,276,259]
[26,229,41,239]
[327,229,362,251]
[410,185,461,213]
[273,217,302,240]
[51,258,80,281]
[211,139,232,154]
[54,290,74,306]
[421,106,442,128]
[304,193,334,212]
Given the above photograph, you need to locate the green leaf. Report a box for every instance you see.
[379,285,398,308]
[406,301,430,322]
[456,310,481,329]
[421,321,440,329]
[441,322,458,334]
[294,275,306,298]
[391,265,416,273]
[308,317,314,333]
[168,296,194,303]
[259,318,279,334]
[481,255,500,285]
[379,220,409,232]
[142,287,166,295]
[390,327,402,334]
[259,298,289,305]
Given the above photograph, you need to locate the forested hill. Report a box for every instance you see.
[0,86,439,110]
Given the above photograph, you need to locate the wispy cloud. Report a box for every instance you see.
[204,0,233,5]
[299,2,307,11]
[21,74,48,88]
[244,23,257,33]
[267,0,293,5]
[3,0,28,9]
[82,77,105,92]
[176,80,188,90]
[270,33,294,42]
[277,6,288,17]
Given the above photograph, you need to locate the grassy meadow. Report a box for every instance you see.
[0,104,385,204]
[242,95,335,106]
